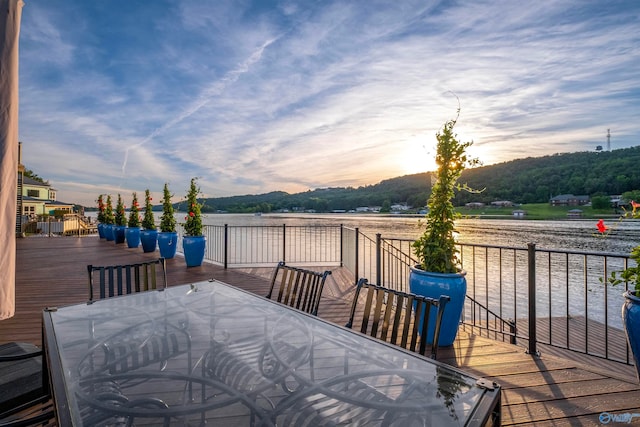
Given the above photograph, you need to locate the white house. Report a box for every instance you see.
[21,176,74,216]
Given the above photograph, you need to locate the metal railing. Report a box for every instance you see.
[22,214,96,236]
[179,224,344,268]
[339,227,634,365]
[96,222,634,367]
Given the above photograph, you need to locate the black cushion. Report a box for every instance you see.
[0,342,44,416]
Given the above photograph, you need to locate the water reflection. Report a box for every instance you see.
[199,213,639,254]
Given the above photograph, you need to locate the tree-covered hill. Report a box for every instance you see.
[456,146,640,205]
[183,146,640,213]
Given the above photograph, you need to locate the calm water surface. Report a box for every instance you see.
[130,212,634,329]
[197,213,639,254]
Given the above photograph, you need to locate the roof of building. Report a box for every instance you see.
[22,196,74,207]
[550,194,590,201]
[22,176,50,187]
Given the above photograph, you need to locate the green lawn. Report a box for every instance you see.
[456,203,619,220]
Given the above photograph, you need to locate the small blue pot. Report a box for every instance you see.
[104,224,114,241]
[622,290,640,383]
[183,235,206,267]
[113,225,126,244]
[409,266,467,346]
[140,229,158,253]
[157,231,178,259]
[125,227,141,248]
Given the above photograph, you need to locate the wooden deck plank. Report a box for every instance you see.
[2,235,640,426]
[505,390,640,425]
[502,378,639,405]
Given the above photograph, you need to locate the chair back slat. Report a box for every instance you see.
[87,258,167,302]
[267,261,331,316]
[370,286,385,338]
[345,278,450,359]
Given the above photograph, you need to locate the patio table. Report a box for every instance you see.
[42,279,501,426]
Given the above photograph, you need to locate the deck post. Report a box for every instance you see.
[376,233,382,286]
[354,228,359,286]
[339,224,343,267]
[224,224,228,269]
[527,243,537,355]
[282,224,286,263]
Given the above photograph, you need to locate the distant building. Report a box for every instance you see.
[355,206,381,212]
[610,195,623,208]
[465,202,485,209]
[512,210,526,218]
[21,176,74,217]
[390,204,409,212]
[549,194,590,206]
[567,209,583,218]
[16,143,76,234]
[491,201,513,207]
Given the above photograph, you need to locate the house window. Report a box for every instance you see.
[27,189,39,198]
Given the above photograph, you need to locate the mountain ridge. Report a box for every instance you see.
[173,146,640,213]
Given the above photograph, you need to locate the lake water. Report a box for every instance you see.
[92,212,636,334]
[89,211,639,254]
[196,213,639,254]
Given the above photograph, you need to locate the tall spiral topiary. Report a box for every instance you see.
[96,195,106,223]
[412,114,480,273]
[141,189,156,230]
[160,183,176,232]
[127,192,141,228]
[103,195,115,225]
[114,194,126,226]
[183,178,203,236]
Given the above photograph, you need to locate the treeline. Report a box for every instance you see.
[176,146,640,213]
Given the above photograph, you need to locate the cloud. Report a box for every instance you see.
[17,0,640,206]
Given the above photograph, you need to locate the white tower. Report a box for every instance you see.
[607,129,611,151]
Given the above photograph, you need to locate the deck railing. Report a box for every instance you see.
[343,229,634,366]
[177,224,343,268]
[169,223,633,366]
[22,214,96,236]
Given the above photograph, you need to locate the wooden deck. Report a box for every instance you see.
[2,236,640,426]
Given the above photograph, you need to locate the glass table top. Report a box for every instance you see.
[43,280,500,426]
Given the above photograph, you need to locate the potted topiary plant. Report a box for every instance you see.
[409,114,480,346]
[113,194,127,244]
[157,183,177,259]
[599,215,640,382]
[608,247,640,383]
[182,177,206,267]
[140,189,158,253]
[103,194,115,241]
[125,192,141,248]
[96,194,106,238]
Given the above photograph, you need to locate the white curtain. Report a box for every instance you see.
[0,0,24,320]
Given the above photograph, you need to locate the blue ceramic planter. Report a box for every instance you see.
[183,235,206,267]
[113,225,126,244]
[622,290,640,383]
[140,229,158,253]
[409,266,467,346]
[125,227,141,248]
[158,232,178,259]
[97,223,105,239]
[104,224,114,241]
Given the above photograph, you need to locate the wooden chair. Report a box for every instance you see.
[0,342,55,426]
[266,262,331,316]
[87,258,167,302]
[345,278,450,359]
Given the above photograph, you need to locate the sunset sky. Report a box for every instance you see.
[17,0,640,206]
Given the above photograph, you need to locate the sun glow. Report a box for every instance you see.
[400,135,437,175]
